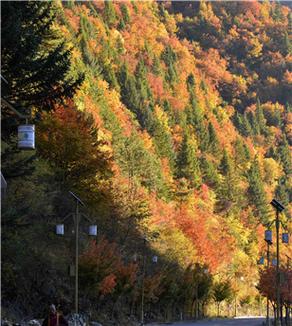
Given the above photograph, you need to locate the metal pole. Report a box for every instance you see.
[287,257,291,326]
[75,200,79,315]
[196,283,199,319]
[276,210,280,326]
[234,294,237,317]
[141,239,146,326]
[267,241,270,326]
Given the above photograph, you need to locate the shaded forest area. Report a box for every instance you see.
[1,1,291,325]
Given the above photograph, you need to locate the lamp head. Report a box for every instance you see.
[264,230,273,244]
[270,199,285,212]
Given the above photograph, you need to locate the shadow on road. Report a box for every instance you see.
[145,316,266,326]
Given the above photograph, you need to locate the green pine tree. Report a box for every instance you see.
[117,132,170,198]
[219,149,232,176]
[118,18,126,30]
[175,132,201,188]
[207,122,220,155]
[134,59,155,132]
[234,137,250,167]
[247,158,269,223]
[277,134,292,175]
[247,111,260,135]
[233,112,252,137]
[104,1,117,28]
[255,100,268,135]
[200,79,208,94]
[218,149,240,206]
[242,114,253,136]
[118,63,139,113]
[284,31,292,55]
[102,64,119,89]
[1,1,83,111]
[200,158,220,187]
[185,96,207,151]
[152,120,175,168]
[186,73,195,93]
[152,55,162,76]
[121,4,130,25]
[275,177,290,209]
[135,59,153,104]
[272,2,284,21]
[161,45,178,85]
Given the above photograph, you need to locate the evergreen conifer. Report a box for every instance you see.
[1,1,83,111]
[104,1,117,28]
[247,158,269,222]
[175,132,201,188]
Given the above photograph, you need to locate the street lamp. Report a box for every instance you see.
[56,191,97,315]
[282,233,289,244]
[1,75,35,198]
[1,75,35,150]
[141,237,147,326]
[270,198,285,326]
[140,236,158,326]
[264,229,273,326]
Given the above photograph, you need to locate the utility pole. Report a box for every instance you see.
[74,199,79,315]
[141,238,146,326]
[270,199,285,326]
[56,191,97,320]
[264,229,273,326]
[195,283,199,319]
[266,239,271,326]
[276,209,280,326]
[69,191,85,317]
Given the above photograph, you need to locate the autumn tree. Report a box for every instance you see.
[79,238,137,302]
[258,266,292,319]
[213,281,233,317]
[37,102,112,201]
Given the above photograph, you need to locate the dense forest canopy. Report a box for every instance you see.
[1,0,291,324]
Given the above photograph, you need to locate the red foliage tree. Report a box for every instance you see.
[258,266,292,308]
[79,238,137,297]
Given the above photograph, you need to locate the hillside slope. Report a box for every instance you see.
[1,0,291,323]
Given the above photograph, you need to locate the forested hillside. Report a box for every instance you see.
[1,1,291,325]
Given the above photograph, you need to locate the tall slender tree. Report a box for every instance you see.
[247,157,269,222]
[175,131,201,188]
[1,1,83,112]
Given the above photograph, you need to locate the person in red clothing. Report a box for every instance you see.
[42,304,68,326]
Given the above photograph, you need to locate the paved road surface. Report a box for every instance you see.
[146,317,265,326]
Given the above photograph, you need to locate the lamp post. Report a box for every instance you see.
[140,236,158,326]
[141,237,146,326]
[72,191,81,315]
[56,191,97,315]
[264,229,273,326]
[270,199,285,326]
[284,252,291,325]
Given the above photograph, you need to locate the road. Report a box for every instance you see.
[146,317,265,326]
